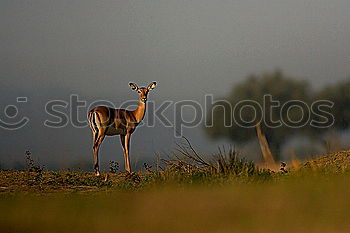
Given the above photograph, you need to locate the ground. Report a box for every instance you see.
[1,150,350,233]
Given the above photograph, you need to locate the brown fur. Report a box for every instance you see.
[88,82,156,175]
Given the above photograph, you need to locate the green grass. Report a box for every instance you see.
[1,150,350,233]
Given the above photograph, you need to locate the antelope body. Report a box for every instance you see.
[88,82,156,175]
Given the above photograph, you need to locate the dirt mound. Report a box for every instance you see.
[303,150,350,170]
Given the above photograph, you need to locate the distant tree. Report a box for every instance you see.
[206,70,312,156]
[314,80,350,130]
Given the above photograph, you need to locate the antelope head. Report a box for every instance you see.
[129,82,157,103]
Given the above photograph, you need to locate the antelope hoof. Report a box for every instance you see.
[95,171,101,176]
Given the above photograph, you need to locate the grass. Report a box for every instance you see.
[1,149,350,232]
[1,175,350,233]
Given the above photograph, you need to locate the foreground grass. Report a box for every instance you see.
[1,150,350,233]
[1,176,350,233]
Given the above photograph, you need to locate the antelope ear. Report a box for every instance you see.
[147,81,157,90]
[129,82,138,91]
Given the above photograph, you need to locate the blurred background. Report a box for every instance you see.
[1,0,350,171]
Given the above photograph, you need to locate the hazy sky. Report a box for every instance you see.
[1,0,350,170]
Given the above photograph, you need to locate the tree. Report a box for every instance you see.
[314,80,350,130]
[206,70,312,156]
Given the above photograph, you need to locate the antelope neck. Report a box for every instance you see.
[132,99,146,123]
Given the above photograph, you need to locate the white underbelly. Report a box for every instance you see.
[106,127,124,136]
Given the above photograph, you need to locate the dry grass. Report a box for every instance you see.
[1,150,350,232]
[303,150,350,170]
[1,176,350,233]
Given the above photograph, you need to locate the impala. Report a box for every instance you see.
[88,82,157,176]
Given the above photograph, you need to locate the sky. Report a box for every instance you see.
[1,0,350,170]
